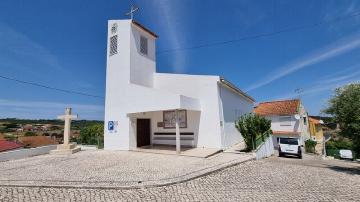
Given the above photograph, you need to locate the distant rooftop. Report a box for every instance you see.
[0,140,23,152]
[254,99,300,116]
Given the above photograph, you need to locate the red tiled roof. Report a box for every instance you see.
[309,117,321,124]
[0,140,23,152]
[132,20,158,38]
[254,99,300,116]
[272,131,300,137]
[18,136,57,148]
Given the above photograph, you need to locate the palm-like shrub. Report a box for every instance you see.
[235,113,272,151]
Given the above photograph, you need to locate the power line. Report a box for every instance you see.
[0,74,104,99]
[157,10,360,54]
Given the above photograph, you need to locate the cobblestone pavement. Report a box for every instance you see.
[0,150,253,188]
[1,154,359,201]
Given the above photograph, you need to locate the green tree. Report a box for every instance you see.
[24,131,36,136]
[79,123,104,148]
[235,113,272,151]
[323,83,360,157]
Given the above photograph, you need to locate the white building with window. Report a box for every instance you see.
[104,19,255,152]
[254,99,310,148]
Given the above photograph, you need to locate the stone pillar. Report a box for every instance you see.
[63,108,71,146]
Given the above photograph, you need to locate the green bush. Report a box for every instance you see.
[79,123,104,149]
[235,113,272,151]
[24,131,36,136]
[4,133,16,141]
[305,139,317,153]
[326,139,352,150]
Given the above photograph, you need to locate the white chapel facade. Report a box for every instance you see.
[104,19,255,151]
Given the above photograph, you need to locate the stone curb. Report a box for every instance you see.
[0,156,255,190]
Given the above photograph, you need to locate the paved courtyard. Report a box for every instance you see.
[0,152,359,201]
[0,150,253,188]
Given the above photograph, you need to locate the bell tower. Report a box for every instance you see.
[104,19,158,150]
[105,19,158,88]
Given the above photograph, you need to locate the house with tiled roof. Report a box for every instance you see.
[254,99,310,148]
[0,140,23,152]
[308,117,324,154]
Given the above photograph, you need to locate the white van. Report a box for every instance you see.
[278,137,302,159]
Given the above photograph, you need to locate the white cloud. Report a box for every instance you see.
[0,99,104,120]
[0,22,64,72]
[246,33,360,92]
[269,66,360,101]
[153,0,187,73]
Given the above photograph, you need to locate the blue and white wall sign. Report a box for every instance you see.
[108,121,118,133]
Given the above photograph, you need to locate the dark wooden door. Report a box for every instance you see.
[137,119,151,147]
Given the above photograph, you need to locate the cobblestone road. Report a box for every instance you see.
[1,156,359,201]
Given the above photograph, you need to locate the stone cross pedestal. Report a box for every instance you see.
[50,108,81,155]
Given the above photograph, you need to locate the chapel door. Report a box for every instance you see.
[137,119,151,147]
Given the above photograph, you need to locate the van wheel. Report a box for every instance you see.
[279,152,283,157]
[298,154,302,159]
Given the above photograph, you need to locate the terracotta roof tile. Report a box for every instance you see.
[0,140,23,152]
[254,99,300,116]
[309,117,321,124]
[132,20,158,38]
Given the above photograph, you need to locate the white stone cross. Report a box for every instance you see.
[125,5,139,20]
[58,108,78,146]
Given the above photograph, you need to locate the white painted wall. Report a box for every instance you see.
[154,73,223,149]
[219,84,254,149]
[256,136,274,160]
[130,24,156,87]
[104,20,201,150]
[266,115,300,132]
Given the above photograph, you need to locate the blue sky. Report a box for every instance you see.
[0,0,359,120]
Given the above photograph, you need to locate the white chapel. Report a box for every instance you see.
[104,19,255,153]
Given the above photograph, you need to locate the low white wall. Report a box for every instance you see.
[79,145,98,150]
[256,136,274,160]
[0,145,57,162]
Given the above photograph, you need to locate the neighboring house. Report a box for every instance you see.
[22,124,33,132]
[308,117,324,154]
[104,19,255,151]
[254,99,310,148]
[0,140,23,152]
[41,124,53,131]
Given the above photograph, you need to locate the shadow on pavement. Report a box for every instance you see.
[326,165,360,175]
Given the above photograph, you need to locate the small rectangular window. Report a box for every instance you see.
[279,116,291,126]
[140,35,148,55]
[110,35,118,56]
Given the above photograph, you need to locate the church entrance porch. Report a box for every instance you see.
[128,109,201,154]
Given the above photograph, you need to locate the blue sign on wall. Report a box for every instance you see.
[108,121,114,131]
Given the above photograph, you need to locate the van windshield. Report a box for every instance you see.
[280,138,298,145]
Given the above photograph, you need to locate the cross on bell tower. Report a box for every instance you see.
[125,5,139,20]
